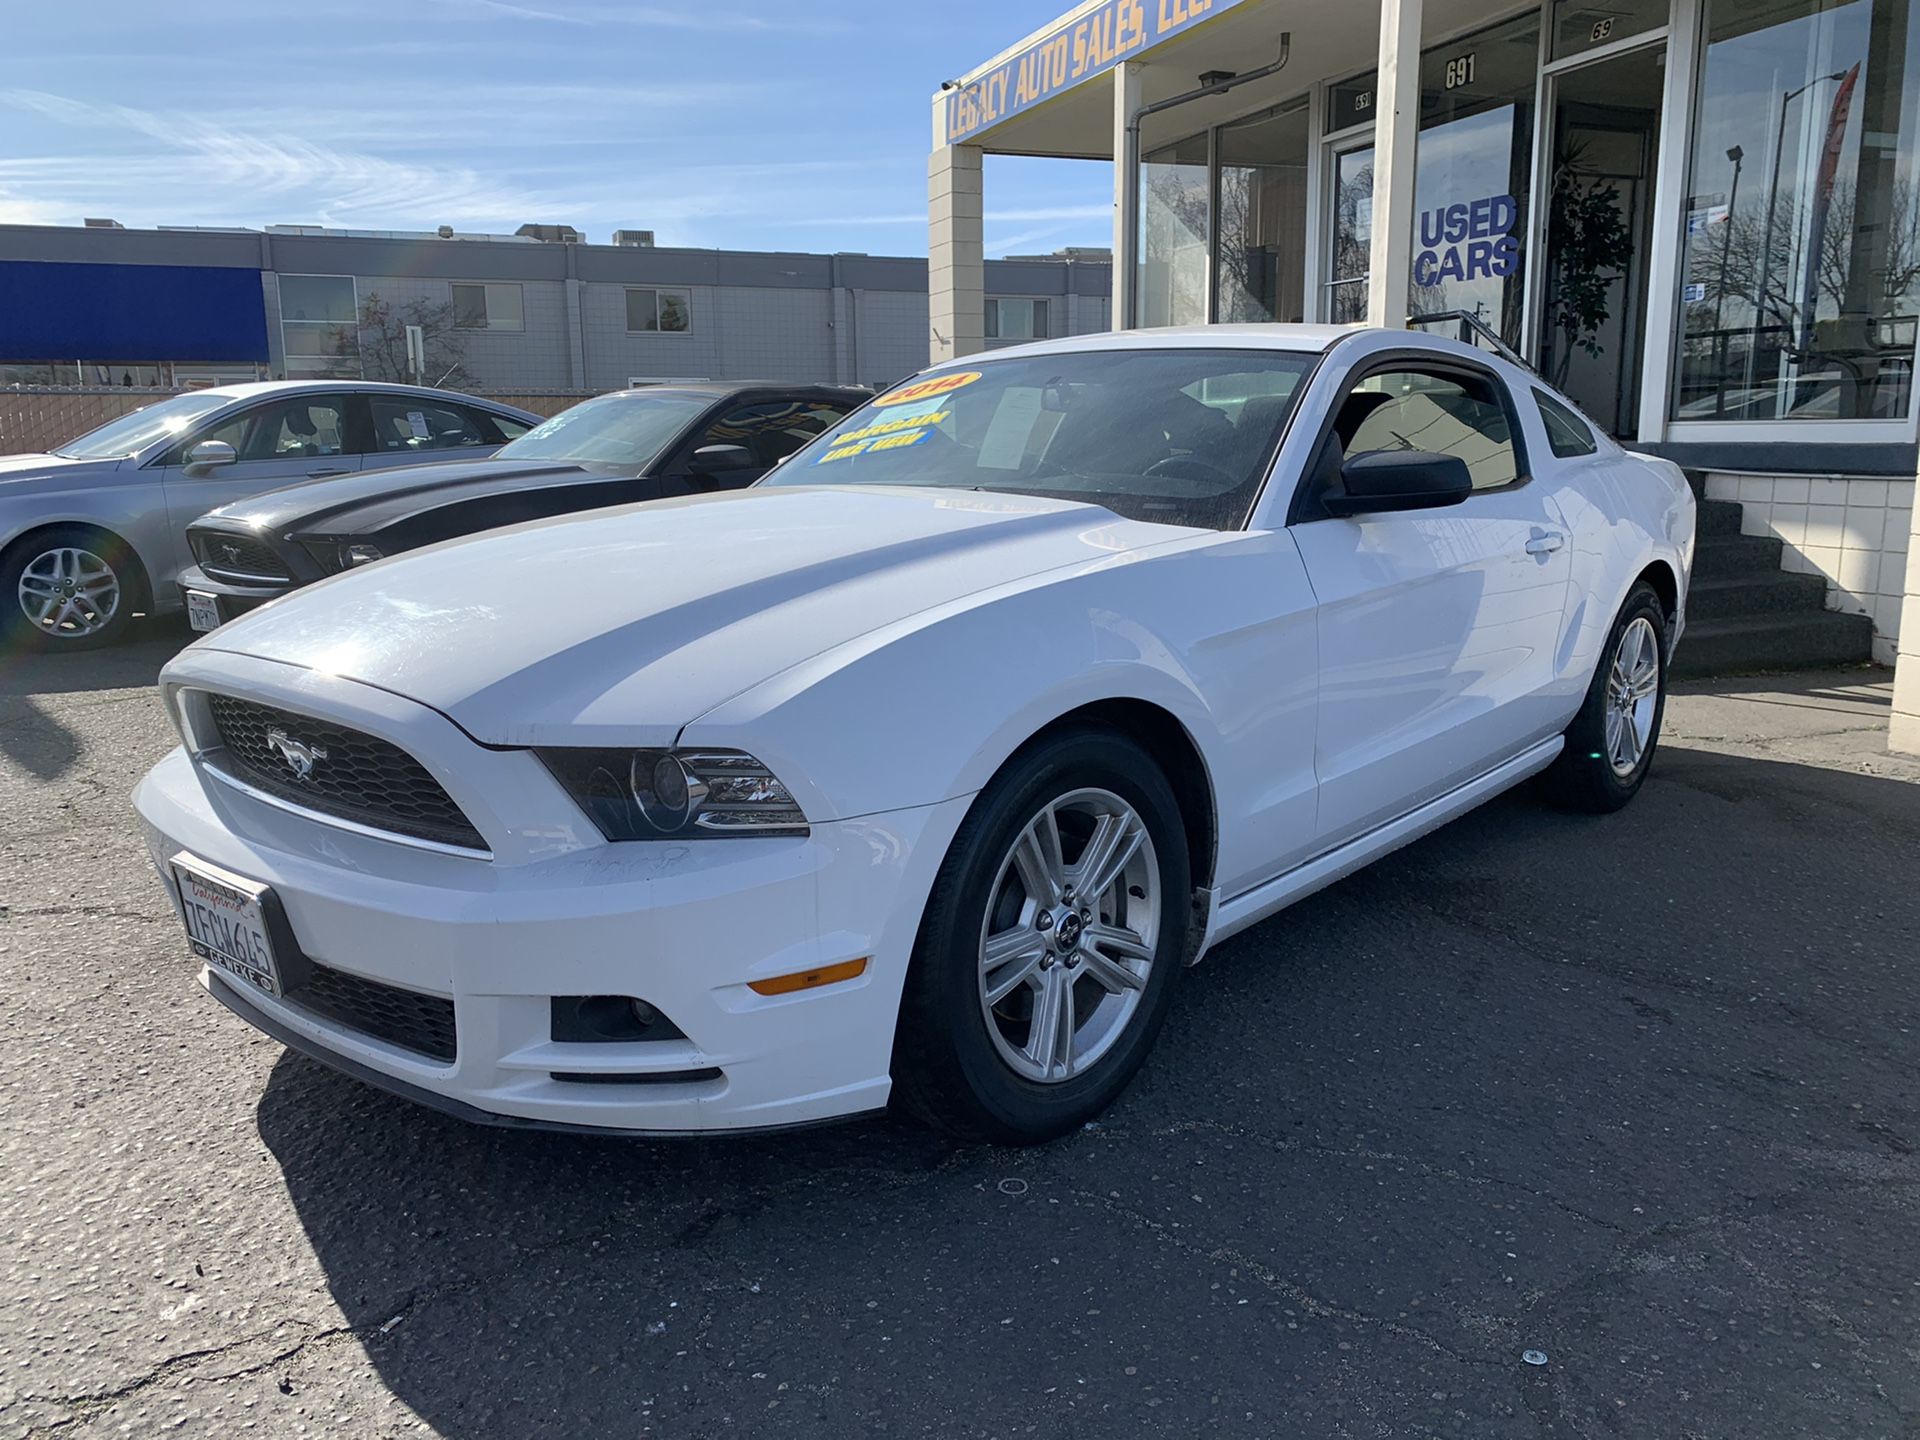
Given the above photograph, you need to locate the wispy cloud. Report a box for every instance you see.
[429,0,845,31]
[1,90,553,224]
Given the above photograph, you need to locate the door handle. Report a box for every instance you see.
[306,467,351,478]
[1524,531,1566,555]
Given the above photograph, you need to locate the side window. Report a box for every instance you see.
[179,396,350,463]
[1339,367,1520,491]
[1534,388,1598,459]
[482,410,534,441]
[366,397,491,455]
[696,401,853,467]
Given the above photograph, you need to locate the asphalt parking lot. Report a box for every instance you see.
[4,620,1920,1439]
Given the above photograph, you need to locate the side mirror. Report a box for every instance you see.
[1323,450,1473,517]
[184,439,237,474]
[689,443,756,476]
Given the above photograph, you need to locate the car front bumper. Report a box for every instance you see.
[130,657,971,1135]
[176,565,293,622]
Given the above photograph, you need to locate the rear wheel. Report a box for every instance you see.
[1542,581,1668,813]
[0,526,140,651]
[892,729,1190,1144]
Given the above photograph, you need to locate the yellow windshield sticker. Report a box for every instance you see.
[816,427,933,464]
[832,409,950,445]
[874,371,982,407]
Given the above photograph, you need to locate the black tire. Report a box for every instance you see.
[0,525,142,652]
[1541,581,1669,813]
[891,728,1191,1144]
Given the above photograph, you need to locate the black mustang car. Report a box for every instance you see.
[178,382,869,629]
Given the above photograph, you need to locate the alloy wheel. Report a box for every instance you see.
[977,787,1160,1084]
[1603,615,1660,777]
[17,546,121,639]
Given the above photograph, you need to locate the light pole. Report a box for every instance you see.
[1746,71,1848,406]
[1713,144,1744,416]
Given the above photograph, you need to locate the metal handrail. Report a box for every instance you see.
[1407,310,1539,376]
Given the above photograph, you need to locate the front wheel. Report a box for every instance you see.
[892,729,1192,1144]
[1542,581,1669,813]
[0,526,139,651]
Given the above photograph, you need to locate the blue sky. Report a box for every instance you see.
[2,1,1112,259]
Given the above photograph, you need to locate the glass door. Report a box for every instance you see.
[1326,141,1377,323]
[1536,42,1666,435]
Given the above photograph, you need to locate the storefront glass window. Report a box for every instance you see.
[1140,133,1211,328]
[1674,0,1919,422]
[1216,101,1311,324]
[1412,13,1541,346]
[1549,0,1669,61]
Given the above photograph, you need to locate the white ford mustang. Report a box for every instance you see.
[132,326,1694,1143]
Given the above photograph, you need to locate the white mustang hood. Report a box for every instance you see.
[196,485,1190,744]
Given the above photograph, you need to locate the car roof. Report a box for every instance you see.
[169,379,539,414]
[595,382,871,401]
[945,323,1362,370]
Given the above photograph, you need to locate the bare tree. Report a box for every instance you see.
[334,293,472,389]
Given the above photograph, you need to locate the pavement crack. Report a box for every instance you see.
[1058,1182,1510,1369]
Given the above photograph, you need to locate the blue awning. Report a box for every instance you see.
[0,260,270,363]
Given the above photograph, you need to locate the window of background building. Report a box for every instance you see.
[1411,12,1541,347]
[986,298,1051,339]
[1217,99,1311,324]
[1140,132,1211,328]
[1674,0,1918,423]
[626,287,692,333]
[452,282,524,332]
[278,275,358,380]
[1549,0,1669,60]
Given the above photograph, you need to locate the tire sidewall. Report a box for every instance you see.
[909,730,1191,1141]
[1581,584,1669,804]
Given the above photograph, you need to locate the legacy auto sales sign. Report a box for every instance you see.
[1415,194,1520,288]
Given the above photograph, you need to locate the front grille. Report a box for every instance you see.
[285,961,457,1062]
[194,532,290,584]
[203,694,487,853]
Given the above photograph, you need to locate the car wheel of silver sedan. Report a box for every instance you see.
[1,527,138,651]
[893,728,1191,1144]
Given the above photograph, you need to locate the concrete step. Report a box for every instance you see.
[1696,498,1745,537]
[1692,533,1786,580]
[1687,570,1831,621]
[1671,610,1875,678]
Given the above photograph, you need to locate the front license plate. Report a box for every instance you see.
[170,854,282,996]
[185,590,222,632]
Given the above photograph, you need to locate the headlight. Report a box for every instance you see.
[538,748,808,839]
[340,543,384,569]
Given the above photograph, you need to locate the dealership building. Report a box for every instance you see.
[0,222,1113,395]
[932,0,1920,733]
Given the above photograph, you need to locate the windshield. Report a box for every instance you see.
[761,348,1318,529]
[54,392,237,460]
[497,392,712,466]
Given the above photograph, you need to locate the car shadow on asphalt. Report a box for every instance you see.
[249,745,1920,1438]
[0,615,195,700]
[0,617,193,781]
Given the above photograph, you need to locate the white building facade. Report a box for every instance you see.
[930,0,1920,709]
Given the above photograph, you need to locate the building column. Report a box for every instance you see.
[1891,484,1920,754]
[1366,0,1423,330]
[929,102,985,365]
[1112,60,1145,331]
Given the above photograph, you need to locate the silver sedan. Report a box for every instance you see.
[0,381,539,649]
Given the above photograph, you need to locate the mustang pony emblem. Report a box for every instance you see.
[219,543,244,566]
[264,728,328,782]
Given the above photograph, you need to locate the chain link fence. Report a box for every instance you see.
[0,387,597,456]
